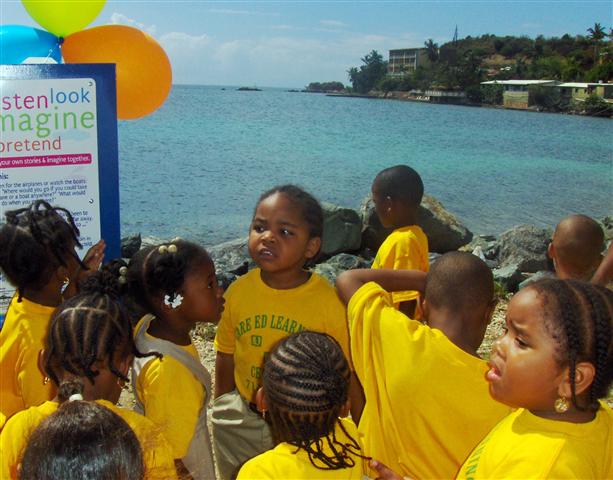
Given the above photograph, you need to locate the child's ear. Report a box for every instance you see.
[305,237,321,260]
[419,297,428,320]
[558,362,596,398]
[255,387,267,413]
[339,399,351,417]
[37,349,48,378]
[547,241,555,260]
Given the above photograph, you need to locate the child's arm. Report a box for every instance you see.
[214,352,236,398]
[336,268,427,305]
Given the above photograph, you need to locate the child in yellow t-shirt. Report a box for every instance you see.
[213,185,353,480]
[336,252,510,480]
[0,270,176,480]
[370,165,429,318]
[237,331,365,480]
[548,214,605,281]
[124,239,224,480]
[0,200,105,420]
[20,400,145,480]
[455,279,613,479]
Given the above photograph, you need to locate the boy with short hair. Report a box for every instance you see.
[370,165,428,317]
[548,214,605,281]
[336,252,510,480]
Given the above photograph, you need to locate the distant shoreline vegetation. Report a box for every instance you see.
[306,25,613,117]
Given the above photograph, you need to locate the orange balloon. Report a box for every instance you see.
[62,25,172,120]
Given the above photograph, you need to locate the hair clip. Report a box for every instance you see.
[68,393,83,402]
[171,236,181,243]
[164,293,183,309]
[158,245,168,254]
[167,244,177,253]
[118,266,128,285]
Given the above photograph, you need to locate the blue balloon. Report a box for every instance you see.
[0,25,62,64]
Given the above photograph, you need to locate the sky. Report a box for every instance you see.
[1,1,611,88]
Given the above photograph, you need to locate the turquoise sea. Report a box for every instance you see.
[118,85,612,246]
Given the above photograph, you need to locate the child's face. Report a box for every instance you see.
[371,181,393,228]
[177,259,224,325]
[487,287,566,411]
[248,192,319,276]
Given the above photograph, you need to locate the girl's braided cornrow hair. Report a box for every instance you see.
[530,278,613,411]
[44,268,159,387]
[125,239,211,313]
[263,331,365,470]
[0,200,86,300]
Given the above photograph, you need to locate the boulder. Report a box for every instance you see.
[311,253,372,285]
[493,264,525,292]
[208,237,255,289]
[518,270,556,290]
[120,234,141,259]
[360,194,473,253]
[321,202,362,256]
[418,195,473,253]
[599,216,613,243]
[497,225,552,273]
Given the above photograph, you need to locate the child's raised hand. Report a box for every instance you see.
[370,459,411,480]
[82,240,106,272]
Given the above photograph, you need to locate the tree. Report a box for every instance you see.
[587,23,606,65]
[424,39,439,62]
[347,50,388,94]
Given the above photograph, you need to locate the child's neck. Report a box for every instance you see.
[22,286,62,307]
[390,211,418,230]
[260,268,310,290]
[148,315,192,346]
[529,406,597,424]
[427,308,481,357]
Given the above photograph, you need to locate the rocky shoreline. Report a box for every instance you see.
[121,194,612,294]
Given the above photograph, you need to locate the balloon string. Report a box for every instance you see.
[44,39,62,64]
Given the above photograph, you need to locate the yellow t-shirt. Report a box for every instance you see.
[0,296,55,420]
[134,322,205,460]
[348,282,510,480]
[0,399,178,480]
[215,269,350,402]
[236,417,364,479]
[457,405,613,479]
[372,225,429,308]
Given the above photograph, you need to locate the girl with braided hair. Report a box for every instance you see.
[454,279,613,479]
[0,268,177,480]
[0,200,105,420]
[237,331,365,479]
[125,239,224,480]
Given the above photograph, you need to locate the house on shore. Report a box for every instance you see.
[557,82,613,103]
[388,48,427,77]
[480,79,558,109]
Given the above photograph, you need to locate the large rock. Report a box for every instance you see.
[208,237,255,289]
[121,234,141,259]
[321,202,362,256]
[312,253,372,285]
[599,216,613,243]
[419,195,473,253]
[360,194,473,253]
[498,225,552,273]
[493,264,525,292]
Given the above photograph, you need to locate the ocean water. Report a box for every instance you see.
[118,85,612,246]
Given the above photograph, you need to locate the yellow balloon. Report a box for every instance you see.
[22,0,105,37]
[62,26,172,120]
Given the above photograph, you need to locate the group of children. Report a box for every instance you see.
[0,166,611,480]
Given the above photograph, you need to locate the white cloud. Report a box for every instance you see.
[208,8,280,17]
[320,20,348,28]
[148,25,423,87]
[109,12,157,36]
